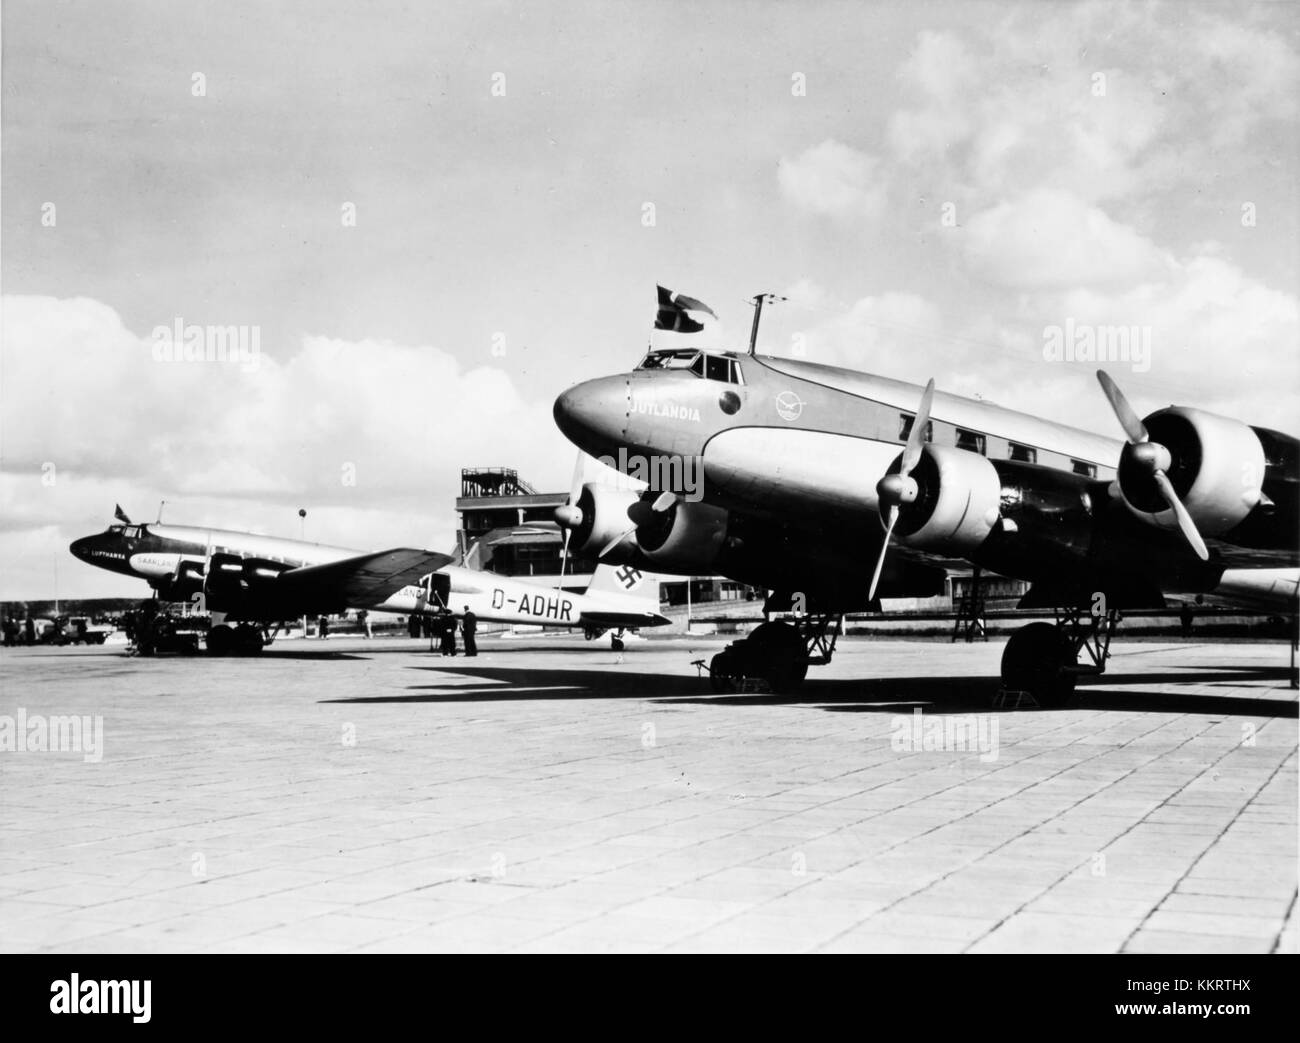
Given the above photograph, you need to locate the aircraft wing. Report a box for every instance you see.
[276,548,453,608]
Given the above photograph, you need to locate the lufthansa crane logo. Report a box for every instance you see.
[775,391,805,422]
[616,565,642,590]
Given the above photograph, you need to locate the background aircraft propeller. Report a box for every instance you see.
[1096,370,1208,561]
[867,378,935,601]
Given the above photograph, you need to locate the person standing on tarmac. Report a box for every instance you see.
[462,607,477,657]
[439,613,457,656]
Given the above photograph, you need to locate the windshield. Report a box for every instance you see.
[636,350,700,371]
[636,350,744,384]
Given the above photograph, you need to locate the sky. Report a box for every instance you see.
[2,0,1297,598]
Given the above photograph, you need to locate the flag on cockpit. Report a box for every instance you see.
[655,285,717,333]
[114,504,131,524]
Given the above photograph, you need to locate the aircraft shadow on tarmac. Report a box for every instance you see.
[320,662,1298,718]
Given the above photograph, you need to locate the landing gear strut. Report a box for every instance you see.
[1000,604,1121,707]
[707,613,841,693]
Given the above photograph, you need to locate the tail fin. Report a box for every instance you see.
[585,564,657,602]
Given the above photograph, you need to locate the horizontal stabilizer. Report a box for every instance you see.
[278,548,453,608]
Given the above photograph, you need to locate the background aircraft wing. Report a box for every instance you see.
[277,548,452,608]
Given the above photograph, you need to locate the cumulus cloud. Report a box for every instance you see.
[766,285,945,373]
[777,140,886,219]
[887,4,1298,204]
[0,295,561,597]
[963,189,1172,289]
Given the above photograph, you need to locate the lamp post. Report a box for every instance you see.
[298,509,308,636]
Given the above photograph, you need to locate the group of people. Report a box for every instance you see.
[405,608,477,656]
[2,616,38,645]
[433,609,477,656]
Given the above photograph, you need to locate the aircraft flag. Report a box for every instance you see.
[114,504,131,524]
[655,285,717,333]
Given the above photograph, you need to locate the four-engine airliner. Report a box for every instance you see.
[551,328,1297,702]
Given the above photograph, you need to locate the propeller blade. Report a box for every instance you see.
[599,525,637,560]
[899,379,935,476]
[558,529,572,584]
[568,451,586,505]
[1152,471,1209,561]
[1096,370,1148,445]
[867,505,899,602]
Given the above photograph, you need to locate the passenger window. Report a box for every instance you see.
[898,414,932,443]
[1072,459,1097,478]
[956,429,986,455]
[1008,443,1037,464]
[706,355,730,382]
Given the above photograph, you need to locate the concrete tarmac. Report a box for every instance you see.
[1,634,1295,953]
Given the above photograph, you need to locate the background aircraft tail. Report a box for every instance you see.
[585,563,657,603]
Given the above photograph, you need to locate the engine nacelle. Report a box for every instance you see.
[151,558,206,602]
[562,484,643,562]
[202,554,295,612]
[1117,407,1265,535]
[885,444,1002,553]
[635,499,729,573]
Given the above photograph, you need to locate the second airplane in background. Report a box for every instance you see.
[69,512,668,654]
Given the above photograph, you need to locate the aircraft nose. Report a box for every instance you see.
[554,377,627,456]
[69,536,94,562]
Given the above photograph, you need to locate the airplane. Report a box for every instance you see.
[68,514,669,654]
[550,304,1298,703]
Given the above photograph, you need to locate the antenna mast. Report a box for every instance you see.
[747,292,787,356]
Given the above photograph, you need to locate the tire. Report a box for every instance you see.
[235,626,265,655]
[1001,622,1077,707]
[207,624,235,656]
[709,651,737,693]
[744,621,808,693]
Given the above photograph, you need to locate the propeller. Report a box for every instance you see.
[867,379,935,601]
[554,451,588,583]
[1096,370,1208,561]
[598,491,677,558]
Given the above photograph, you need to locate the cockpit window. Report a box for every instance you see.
[123,526,141,539]
[108,525,124,534]
[705,355,731,382]
[636,350,700,371]
[636,349,744,384]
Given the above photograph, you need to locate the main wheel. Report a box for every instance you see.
[709,651,738,693]
[234,625,265,655]
[1001,622,1077,707]
[744,621,809,693]
[207,624,235,656]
